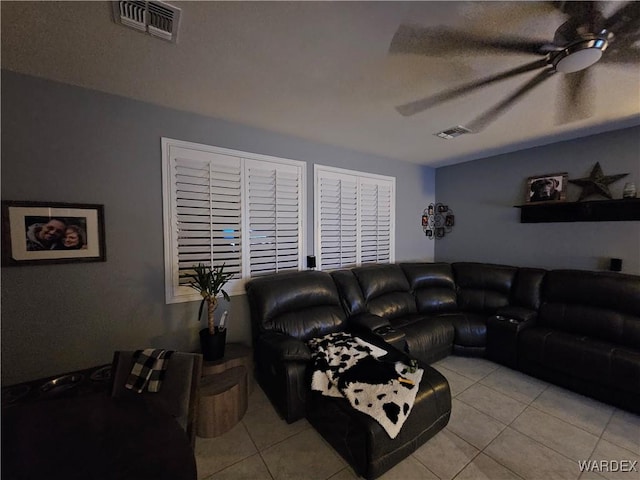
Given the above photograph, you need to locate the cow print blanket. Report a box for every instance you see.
[307,332,423,439]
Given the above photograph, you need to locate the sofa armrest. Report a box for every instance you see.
[496,306,538,324]
[348,313,407,350]
[257,331,311,362]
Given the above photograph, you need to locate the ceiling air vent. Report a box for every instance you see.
[434,126,472,140]
[112,1,181,43]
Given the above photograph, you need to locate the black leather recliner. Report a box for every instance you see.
[245,270,347,423]
[246,269,452,480]
[518,269,640,413]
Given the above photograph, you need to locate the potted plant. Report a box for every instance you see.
[182,263,234,361]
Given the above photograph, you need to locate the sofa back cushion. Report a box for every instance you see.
[246,270,346,341]
[452,262,517,313]
[511,267,547,310]
[352,264,417,319]
[400,262,457,313]
[540,270,640,349]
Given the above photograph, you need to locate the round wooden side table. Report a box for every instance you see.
[197,343,253,438]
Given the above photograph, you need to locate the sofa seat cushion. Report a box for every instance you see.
[437,312,487,347]
[388,313,430,329]
[391,317,455,364]
[519,328,640,395]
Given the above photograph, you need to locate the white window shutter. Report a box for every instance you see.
[246,160,303,277]
[317,172,358,270]
[359,179,393,264]
[174,155,242,278]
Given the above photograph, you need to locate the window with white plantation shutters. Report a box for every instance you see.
[314,165,394,270]
[162,138,305,303]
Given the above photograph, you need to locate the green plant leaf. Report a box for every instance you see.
[182,262,234,302]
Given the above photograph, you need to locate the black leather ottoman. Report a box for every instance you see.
[305,361,451,479]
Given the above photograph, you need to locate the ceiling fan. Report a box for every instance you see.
[389,1,640,132]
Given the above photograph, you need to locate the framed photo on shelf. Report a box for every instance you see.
[2,201,106,266]
[525,172,568,204]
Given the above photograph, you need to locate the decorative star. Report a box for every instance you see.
[568,162,628,201]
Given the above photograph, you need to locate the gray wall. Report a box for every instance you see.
[1,71,435,385]
[435,126,640,273]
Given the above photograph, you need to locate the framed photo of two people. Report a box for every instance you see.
[2,201,106,266]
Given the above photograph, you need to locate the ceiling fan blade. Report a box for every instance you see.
[550,1,593,16]
[557,69,594,124]
[602,1,640,37]
[601,45,640,64]
[553,2,605,44]
[389,25,552,57]
[466,68,557,132]
[396,59,549,117]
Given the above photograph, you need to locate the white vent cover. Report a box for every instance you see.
[434,125,472,139]
[112,1,181,43]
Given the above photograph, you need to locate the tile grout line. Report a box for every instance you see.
[477,366,551,404]
[454,372,527,480]
[479,381,610,480]
[446,365,584,480]
[239,417,278,480]
[430,361,529,479]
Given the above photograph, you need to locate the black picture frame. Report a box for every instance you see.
[526,172,568,204]
[2,201,106,266]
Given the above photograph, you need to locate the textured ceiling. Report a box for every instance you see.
[2,1,639,166]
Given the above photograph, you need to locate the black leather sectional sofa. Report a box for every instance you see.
[245,262,639,478]
[246,262,640,479]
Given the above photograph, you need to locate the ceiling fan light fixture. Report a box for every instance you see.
[552,38,608,73]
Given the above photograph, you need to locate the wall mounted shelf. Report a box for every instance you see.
[515,198,640,223]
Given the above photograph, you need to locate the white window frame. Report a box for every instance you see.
[162,138,306,303]
[314,165,395,270]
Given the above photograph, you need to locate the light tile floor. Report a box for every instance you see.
[195,357,640,480]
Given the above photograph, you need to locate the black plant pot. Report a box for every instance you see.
[199,328,226,361]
